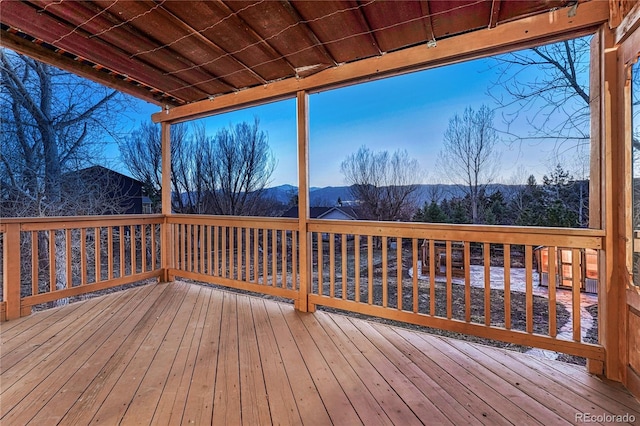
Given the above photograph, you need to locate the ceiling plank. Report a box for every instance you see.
[84,0,237,95]
[157,4,268,86]
[281,1,340,69]
[153,0,607,123]
[210,1,298,77]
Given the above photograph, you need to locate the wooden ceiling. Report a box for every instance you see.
[1,1,588,107]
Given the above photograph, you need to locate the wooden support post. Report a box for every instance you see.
[296,90,314,313]
[3,223,22,320]
[598,26,622,380]
[160,121,174,283]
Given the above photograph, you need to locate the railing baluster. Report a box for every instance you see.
[282,230,287,289]
[504,243,511,330]
[245,227,250,283]
[151,224,157,272]
[429,239,435,316]
[81,228,87,284]
[526,245,533,333]
[140,224,146,273]
[397,237,402,310]
[262,229,267,285]
[66,229,73,287]
[199,224,205,274]
[174,224,180,272]
[382,236,388,308]
[129,225,136,276]
[49,229,56,291]
[464,241,471,322]
[318,232,323,295]
[236,226,242,281]
[107,227,114,279]
[368,235,373,305]
[118,225,125,277]
[253,228,259,283]
[31,231,38,296]
[548,246,557,337]
[484,242,491,326]
[412,238,418,313]
[342,233,347,300]
[291,230,297,291]
[446,240,452,319]
[329,233,335,298]
[188,224,194,273]
[271,229,277,286]
[572,248,582,342]
[214,226,220,276]
[355,235,361,303]
[221,226,227,279]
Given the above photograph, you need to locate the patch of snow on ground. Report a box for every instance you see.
[409,265,597,360]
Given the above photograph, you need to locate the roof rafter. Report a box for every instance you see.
[489,0,503,29]
[419,1,437,43]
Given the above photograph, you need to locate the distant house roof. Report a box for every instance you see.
[281,206,360,220]
[62,166,147,215]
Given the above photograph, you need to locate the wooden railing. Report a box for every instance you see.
[1,213,606,362]
[166,215,299,300]
[1,215,163,320]
[306,219,605,362]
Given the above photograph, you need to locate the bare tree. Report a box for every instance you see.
[489,36,591,154]
[0,50,125,303]
[340,146,423,221]
[200,118,277,215]
[437,105,501,224]
[119,121,194,212]
[0,50,123,217]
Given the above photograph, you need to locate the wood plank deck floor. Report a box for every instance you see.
[1,281,639,425]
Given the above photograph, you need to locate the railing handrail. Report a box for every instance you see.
[167,213,298,230]
[307,219,605,249]
[0,214,164,228]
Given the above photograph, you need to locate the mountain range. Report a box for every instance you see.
[262,184,518,207]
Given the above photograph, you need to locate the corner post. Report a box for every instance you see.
[296,90,314,312]
[160,121,174,283]
[597,25,623,379]
[3,223,22,320]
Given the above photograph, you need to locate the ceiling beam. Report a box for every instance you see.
[153,0,608,123]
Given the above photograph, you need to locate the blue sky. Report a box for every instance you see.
[111,42,589,189]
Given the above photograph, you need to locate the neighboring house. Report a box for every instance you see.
[282,206,361,242]
[281,205,360,220]
[62,166,151,215]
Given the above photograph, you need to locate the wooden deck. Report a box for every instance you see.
[1,282,639,425]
